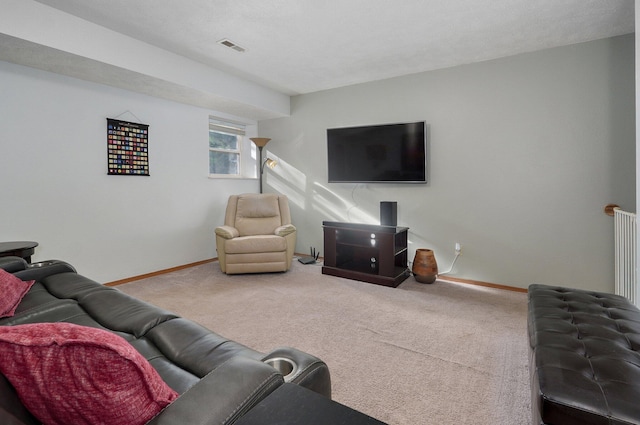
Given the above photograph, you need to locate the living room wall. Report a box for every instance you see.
[258,34,635,291]
[0,60,257,282]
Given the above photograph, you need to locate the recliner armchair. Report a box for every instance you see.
[215,193,296,274]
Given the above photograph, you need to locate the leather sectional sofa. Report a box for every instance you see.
[528,284,640,425]
[0,256,331,425]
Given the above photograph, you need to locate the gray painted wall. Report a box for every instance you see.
[0,60,258,282]
[259,35,635,291]
[0,35,633,290]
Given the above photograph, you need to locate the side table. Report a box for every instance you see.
[0,241,38,263]
[235,383,387,425]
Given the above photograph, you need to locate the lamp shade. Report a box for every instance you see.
[250,137,271,148]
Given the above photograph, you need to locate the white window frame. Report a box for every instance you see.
[208,117,257,179]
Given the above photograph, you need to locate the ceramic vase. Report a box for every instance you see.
[412,249,438,284]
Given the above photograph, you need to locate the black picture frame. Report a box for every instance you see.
[107,118,149,176]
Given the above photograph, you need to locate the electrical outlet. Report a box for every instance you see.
[455,243,462,255]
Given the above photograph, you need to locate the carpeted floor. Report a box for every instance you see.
[116,260,530,425]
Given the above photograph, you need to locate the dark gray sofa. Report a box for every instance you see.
[0,256,331,425]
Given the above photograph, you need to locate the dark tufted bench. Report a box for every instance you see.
[528,284,640,425]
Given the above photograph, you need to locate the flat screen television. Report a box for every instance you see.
[327,121,427,183]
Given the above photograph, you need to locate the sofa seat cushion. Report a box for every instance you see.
[0,322,178,425]
[4,281,61,319]
[0,269,35,318]
[225,235,286,254]
[0,299,86,327]
[146,318,263,378]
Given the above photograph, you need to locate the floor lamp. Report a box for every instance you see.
[250,137,277,193]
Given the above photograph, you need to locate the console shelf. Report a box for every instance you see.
[322,221,410,287]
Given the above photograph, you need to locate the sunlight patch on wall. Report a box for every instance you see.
[264,152,306,209]
[311,182,378,224]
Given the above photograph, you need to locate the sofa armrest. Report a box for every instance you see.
[147,357,283,425]
[0,257,28,273]
[12,261,77,282]
[274,224,296,237]
[262,347,331,398]
[215,226,240,240]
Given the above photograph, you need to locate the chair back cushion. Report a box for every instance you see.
[231,194,283,236]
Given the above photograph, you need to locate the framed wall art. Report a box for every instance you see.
[107,118,149,176]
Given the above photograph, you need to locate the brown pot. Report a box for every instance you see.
[412,249,438,284]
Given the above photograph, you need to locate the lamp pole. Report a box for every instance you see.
[250,138,271,194]
[258,145,264,193]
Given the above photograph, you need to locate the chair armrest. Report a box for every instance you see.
[147,357,283,425]
[275,224,296,237]
[215,226,240,240]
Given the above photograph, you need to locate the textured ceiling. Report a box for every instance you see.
[31,0,635,96]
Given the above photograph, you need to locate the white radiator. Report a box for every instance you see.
[613,208,637,305]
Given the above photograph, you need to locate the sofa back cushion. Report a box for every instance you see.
[0,269,35,318]
[0,322,178,425]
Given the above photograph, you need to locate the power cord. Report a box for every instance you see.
[438,251,461,276]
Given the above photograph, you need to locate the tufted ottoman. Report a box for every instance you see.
[528,284,640,425]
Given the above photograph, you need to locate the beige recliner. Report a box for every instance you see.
[215,193,296,274]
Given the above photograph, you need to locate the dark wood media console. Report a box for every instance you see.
[322,221,410,287]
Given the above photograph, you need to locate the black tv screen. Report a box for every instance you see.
[327,121,427,183]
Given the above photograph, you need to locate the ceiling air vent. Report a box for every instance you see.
[218,39,245,53]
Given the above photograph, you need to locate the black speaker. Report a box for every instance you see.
[380,201,397,227]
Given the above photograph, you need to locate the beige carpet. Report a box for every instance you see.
[116,260,530,425]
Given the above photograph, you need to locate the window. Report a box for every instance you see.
[209,118,246,177]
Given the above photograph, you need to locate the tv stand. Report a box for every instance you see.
[322,221,410,287]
